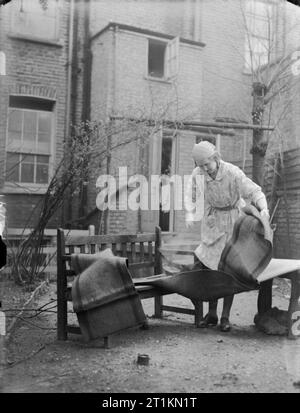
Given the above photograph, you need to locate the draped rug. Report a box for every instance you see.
[134,205,273,301]
[71,249,146,341]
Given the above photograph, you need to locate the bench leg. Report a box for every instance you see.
[103,336,110,349]
[57,288,68,341]
[288,272,300,340]
[257,279,273,315]
[154,296,163,318]
[192,300,204,328]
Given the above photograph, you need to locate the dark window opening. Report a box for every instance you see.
[148,39,166,78]
[159,137,172,232]
[9,96,54,111]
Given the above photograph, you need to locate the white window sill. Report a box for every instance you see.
[144,75,173,84]
[8,33,63,47]
[2,183,48,195]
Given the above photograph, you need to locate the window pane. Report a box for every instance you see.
[38,131,50,143]
[5,153,20,182]
[38,112,52,133]
[21,154,35,164]
[8,109,22,132]
[148,40,166,78]
[37,155,49,164]
[24,111,37,142]
[7,132,23,145]
[36,164,49,184]
[36,155,49,184]
[21,162,34,183]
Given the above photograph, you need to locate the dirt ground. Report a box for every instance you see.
[1,277,300,393]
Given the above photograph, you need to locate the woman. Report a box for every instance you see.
[185,141,269,332]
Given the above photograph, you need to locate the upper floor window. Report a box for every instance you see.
[244,0,275,71]
[147,37,179,80]
[10,0,60,41]
[5,96,54,185]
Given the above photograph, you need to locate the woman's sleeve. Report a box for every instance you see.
[234,166,267,207]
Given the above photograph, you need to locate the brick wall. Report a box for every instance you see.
[0,0,86,229]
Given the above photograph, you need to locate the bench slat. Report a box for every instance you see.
[129,261,154,270]
[65,233,156,246]
[160,248,195,256]
[63,261,155,276]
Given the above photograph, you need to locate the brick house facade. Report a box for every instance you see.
[1,0,300,258]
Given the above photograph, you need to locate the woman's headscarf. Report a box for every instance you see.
[192,141,217,165]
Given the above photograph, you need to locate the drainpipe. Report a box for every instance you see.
[81,0,91,123]
[63,0,74,225]
[65,0,74,146]
[103,25,117,234]
[79,0,91,220]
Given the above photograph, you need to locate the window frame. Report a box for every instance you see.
[146,36,180,82]
[4,97,55,192]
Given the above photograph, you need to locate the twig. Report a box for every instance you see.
[8,316,56,331]
[6,344,46,368]
[6,281,48,340]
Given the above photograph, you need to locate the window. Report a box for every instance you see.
[10,0,60,41]
[148,40,166,78]
[5,97,53,185]
[148,37,179,80]
[245,0,275,71]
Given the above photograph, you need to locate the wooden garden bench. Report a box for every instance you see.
[56,226,203,342]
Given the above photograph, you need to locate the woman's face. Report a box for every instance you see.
[198,157,218,176]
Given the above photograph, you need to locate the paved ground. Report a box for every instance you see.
[2,278,300,393]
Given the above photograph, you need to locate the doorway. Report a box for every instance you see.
[159,134,176,232]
